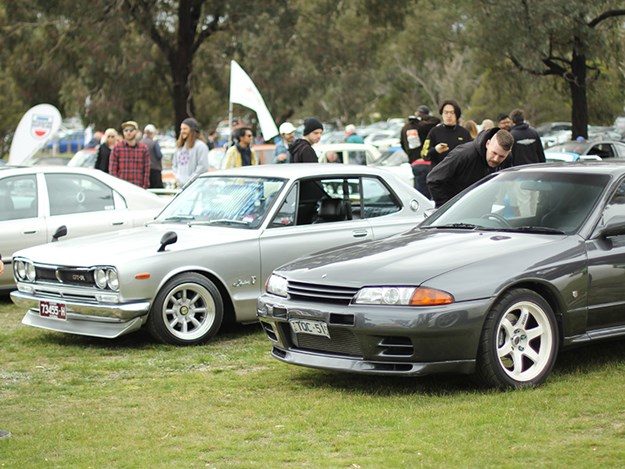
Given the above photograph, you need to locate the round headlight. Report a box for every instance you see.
[94,268,108,289]
[25,262,36,282]
[15,260,26,280]
[107,269,119,291]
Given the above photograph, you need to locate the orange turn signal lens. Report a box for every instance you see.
[410,288,454,306]
[134,273,151,280]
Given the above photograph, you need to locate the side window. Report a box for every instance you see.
[347,151,367,165]
[361,177,401,218]
[602,179,625,223]
[0,175,38,221]
[46,173,115,216]
[269,184,297,228]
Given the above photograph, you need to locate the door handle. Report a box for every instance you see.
[352,229,369,238]
[112,222,125,226]
[23,230,37,234]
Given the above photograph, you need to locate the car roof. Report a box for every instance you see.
[508,161,625,176]
[205,163,397,179]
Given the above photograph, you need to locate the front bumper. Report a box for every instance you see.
[11,288,151,339]
[257,293,494,377]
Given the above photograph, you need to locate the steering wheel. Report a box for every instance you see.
[480,213,511,228]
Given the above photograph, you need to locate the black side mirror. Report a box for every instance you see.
[158,231,178,252]
[51,225,67,242]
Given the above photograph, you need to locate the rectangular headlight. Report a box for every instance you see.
[266,274,288,297]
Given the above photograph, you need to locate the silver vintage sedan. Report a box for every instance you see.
[11,164,432,345]
[0,166,166,292]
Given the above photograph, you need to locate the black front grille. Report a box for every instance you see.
[290,326,362,357]
[287,280,358,305]
[35,265,95,287]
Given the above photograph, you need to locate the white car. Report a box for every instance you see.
[0,166,167,292]
[313,143,381,165]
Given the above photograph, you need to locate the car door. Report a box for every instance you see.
[258,176,372,284]
[0,173,47,290]
[43,172,134,239]
[586,177,625,330]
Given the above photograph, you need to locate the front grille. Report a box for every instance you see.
[287,280,358,305]
[34,265,95,288]
[289,325,362,357]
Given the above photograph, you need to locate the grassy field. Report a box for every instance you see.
[2,295,625,468]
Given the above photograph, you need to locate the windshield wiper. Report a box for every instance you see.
[428,223,480,230]
[205,218,250,226]
[506,225,566,235]
[161,215,196,222]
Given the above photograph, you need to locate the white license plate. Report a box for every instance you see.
[289,318,330,338]
[39,301,67,320]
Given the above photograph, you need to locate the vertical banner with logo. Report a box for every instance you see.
[229,60,279,141]
[9,104,62,165]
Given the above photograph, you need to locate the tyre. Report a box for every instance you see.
[147,273,224,346]
[476,289,558,389]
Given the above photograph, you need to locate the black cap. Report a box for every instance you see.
[303,118,323,136]
[182,117,200,132]
[416,105,430,115]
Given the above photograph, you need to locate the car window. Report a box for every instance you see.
[347,151,367,165]
[601,179,625,223]
[361,177,401,218]
[588,143,614,159]
[45,173,116,216]
[269,184,297,227]
[0,175,38,221]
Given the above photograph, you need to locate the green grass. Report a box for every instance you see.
[2,296,625,468]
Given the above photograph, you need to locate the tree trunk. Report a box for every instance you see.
[569,39,588,140]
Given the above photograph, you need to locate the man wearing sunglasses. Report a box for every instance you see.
[109,120,150,189]
[224,127,258,168]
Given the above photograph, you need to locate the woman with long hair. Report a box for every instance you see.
[94,128,118,173]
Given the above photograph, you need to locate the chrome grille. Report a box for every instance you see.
[287,281,358,305]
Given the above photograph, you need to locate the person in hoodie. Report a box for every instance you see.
[509,109,545,166]
[421,99,473,169]
[290,118,323,163]
[426,128,514,208]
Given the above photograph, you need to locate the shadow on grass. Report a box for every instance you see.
[19,321,264,351]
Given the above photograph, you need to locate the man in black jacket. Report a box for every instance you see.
[290,118,323,163]
[421,99,472,169]
[427,128,514,208]
[509,109,545,166]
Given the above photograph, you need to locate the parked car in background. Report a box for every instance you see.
[544,152,602,163]
[11,164,432,345]
[258,162,625,389]
[370,146,415,187]
[67,148,98,168]
[546,140,625,159]
[0,166,166,292]
[313,143,381,165]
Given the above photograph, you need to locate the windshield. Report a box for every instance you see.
[375,149,408,167]
[421,170,609,235]
[156,175,286,229]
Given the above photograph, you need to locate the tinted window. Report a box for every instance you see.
[0,175,38,221]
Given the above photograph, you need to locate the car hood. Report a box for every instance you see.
[14,223,259,265]
[277,228,575,288]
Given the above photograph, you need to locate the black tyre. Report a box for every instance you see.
[147,273,224,346]
[476,289,558,389]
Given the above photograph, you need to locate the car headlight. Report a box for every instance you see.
[14,260,26,280]
[26,262,36,281]
[14,259,35,282]
[94,267,119,291]
[266,274,288,297]
[353,287,454,306]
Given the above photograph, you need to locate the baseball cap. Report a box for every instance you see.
[144,124,157,134]
[279,122,296,135]
[121,120,139,130]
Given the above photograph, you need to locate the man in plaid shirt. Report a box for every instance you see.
[109,120,150,188]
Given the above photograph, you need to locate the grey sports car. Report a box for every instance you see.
[11,164,432,345]
[258,162,625,389]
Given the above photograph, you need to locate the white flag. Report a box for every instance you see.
[230,60,279,141]
[9,104,62,165]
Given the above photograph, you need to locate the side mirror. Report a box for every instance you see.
[158,231,178,252]
[51,225,67,242]
[597,216,625,238]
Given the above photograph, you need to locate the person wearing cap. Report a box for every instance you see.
[141,124,164,189]
[272,122,296,164]
[421,99,473,169]
[290,118,323,163]
[109,120,150,189]
[224,127,258,168]
[95,128,118,173]
[172,117,209,187]
[401,105,440,164]
[344,124,364,144]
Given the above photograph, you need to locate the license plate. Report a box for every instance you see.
[289,318,330,338]
[39,301,67,320]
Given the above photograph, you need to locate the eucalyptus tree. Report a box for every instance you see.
[469,1,625,139]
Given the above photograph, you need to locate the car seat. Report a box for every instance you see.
[313,198,351,223]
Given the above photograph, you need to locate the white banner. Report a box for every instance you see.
[230,60,279,141]
[9,104,62,165]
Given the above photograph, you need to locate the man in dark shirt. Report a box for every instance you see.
[141,124,164,189]
[290,118,323,163]
[509,109,545,166]
[427,128,513,208]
